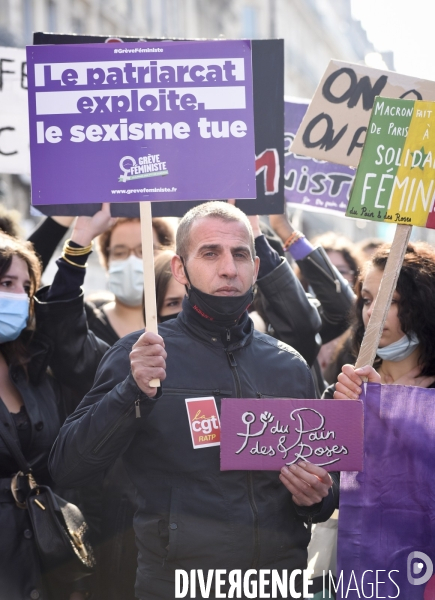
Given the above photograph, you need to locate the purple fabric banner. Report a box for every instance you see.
[285,99,355,214]
[26,40,256,205]
[220,398,363,472]
[338,383,435,600]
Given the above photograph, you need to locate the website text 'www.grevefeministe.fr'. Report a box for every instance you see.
[111,187,177,194]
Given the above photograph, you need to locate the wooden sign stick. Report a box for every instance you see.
[355,224,412,369]
[140,201,160,388]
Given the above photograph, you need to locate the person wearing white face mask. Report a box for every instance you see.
[328,241,435,399]
[85,216,175,345]
[107,252,144,308]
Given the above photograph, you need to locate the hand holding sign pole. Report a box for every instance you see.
[140,201,160,387]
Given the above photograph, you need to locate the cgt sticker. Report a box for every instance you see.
[185,397,221,449]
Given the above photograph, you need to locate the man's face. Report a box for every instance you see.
[172,217,259,296]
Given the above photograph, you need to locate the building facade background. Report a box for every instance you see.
[0,0,410,288]
[0,0,385,98]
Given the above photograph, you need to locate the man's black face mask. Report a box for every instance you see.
[180,258,254,328]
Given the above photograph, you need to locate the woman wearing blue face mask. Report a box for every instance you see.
[0,237,38,357]
[0,233,104,600]
[332,241,435,398]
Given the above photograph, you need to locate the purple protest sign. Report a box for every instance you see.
[285,99,355,214]
[220,398,363,472]
[26,40,255,205]
[337,383,435,600]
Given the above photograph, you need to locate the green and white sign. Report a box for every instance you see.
[346,97,435,229]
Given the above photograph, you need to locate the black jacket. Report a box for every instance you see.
[256,248,355,395]
[0,333,89,600]
[297,246,355,345]
[49,298,338,599]
[34,287,138,600]
[257,249,355,365]
[34,288,110,400]
[256,257,322,366]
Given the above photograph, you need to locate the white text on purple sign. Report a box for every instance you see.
[235,407,349,467]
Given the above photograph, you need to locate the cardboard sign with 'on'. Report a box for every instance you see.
[284,98,355,214]
[290,59,435,168]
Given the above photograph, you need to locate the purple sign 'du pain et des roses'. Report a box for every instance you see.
[220,398,363,472]
[26,40,256,205]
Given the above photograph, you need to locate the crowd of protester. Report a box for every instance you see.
[0,201,434,600]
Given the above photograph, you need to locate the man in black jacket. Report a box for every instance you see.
[49,201,337,600]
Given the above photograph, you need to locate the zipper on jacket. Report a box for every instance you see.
[226,352,241,397]
[135,398,141,418]
[225,349,260,569]
[91,403,135,454]
[226,328,231,342]
[307,514,313,535]
[306,255,341,293]
[247,471,260,569]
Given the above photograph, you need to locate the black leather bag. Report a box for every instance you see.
[0,421,96,581]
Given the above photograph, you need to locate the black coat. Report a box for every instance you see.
[256,248,356,395]
[49,298,339,600]
[0,334,75,600]
[296,246,355,345]
[36,287,137,600]
[0,289,109,600]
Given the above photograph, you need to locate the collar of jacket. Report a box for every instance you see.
[11,330,52,386]
[178,296,254,349]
